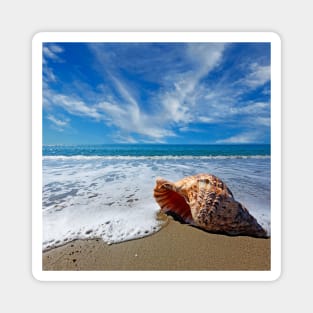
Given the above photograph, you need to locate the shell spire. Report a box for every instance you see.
[153,174,268,238]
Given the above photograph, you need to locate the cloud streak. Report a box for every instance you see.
[44,78,175,142]
[216,132,260,144]
[159,43,226,125]
[243,63,270,88]
[43,44,64,87]
[43,45,64,62]
[46,114,70,132]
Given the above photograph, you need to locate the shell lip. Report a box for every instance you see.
[154,178,193,225]
[154,177,174,191]
[155,177,169,184]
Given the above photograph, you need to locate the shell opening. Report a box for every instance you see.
[154,185,193,225]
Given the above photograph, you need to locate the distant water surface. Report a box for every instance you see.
[43,144,270,157]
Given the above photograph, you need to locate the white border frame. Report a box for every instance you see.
[32,32,281,281]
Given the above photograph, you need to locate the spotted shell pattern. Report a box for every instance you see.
[153,174,268,238]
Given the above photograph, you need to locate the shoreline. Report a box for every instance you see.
[43,218,270,271]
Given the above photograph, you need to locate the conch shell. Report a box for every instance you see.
[154,174,268,238]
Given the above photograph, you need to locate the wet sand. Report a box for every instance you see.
[43,218,270,271]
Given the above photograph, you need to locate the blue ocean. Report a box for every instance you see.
[42,144,271,251]
[43,143,270,157]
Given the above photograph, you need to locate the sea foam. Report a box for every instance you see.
[43,155,270,161]
[42,159,165,251]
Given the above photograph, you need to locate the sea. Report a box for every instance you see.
[42,144,271,251]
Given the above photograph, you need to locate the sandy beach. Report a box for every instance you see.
[43,218,270,271]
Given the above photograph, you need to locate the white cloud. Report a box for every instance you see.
[179,126,203,133]
[113,133,138,143]
[49,45,64,54]
[52,94,103,120]
[186,44,225,72]
[43,67,57,83]
[161,95,191,123]
[88,42,235,141]
[243,63,270,88]
[45,78,176,142]
[216,132,260,144]
[160,43,226,125]
[68,43,268,143]
[84,46,179,141]
[43,44,64,86]
[46,114,70,131]
[254,116,271,127]
[43,45,64,61]
[97,101,125,118]
[100,76,176,140]
[228,102,269,116]
[198,116,215,123]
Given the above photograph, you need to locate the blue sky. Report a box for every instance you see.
[42,42,270,144]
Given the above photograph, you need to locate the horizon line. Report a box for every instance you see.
[43,143,271,146]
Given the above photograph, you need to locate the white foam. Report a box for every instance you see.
[43,155,270,161]
[42,160,166,251]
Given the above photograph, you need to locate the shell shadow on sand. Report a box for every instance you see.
[153,173,269,238]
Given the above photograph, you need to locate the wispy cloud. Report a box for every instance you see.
[242,63,270,88]
[44,78,176,142]
[216,132,261,144]
[159,43,226,125]
[46,114,70,132]
[43,44,64,86]
[49,93,103,120]
[97,100,175,141]
[254,116,270,127]
[94,44,225,140]
[113,133,138,143]
[43,44,64,62]
[82,45,181,141]
[198,116,215,123]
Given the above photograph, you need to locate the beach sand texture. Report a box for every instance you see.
[43,218,270,271]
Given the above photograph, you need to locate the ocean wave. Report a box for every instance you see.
[42,153,271,249]
[43,155,270,161]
